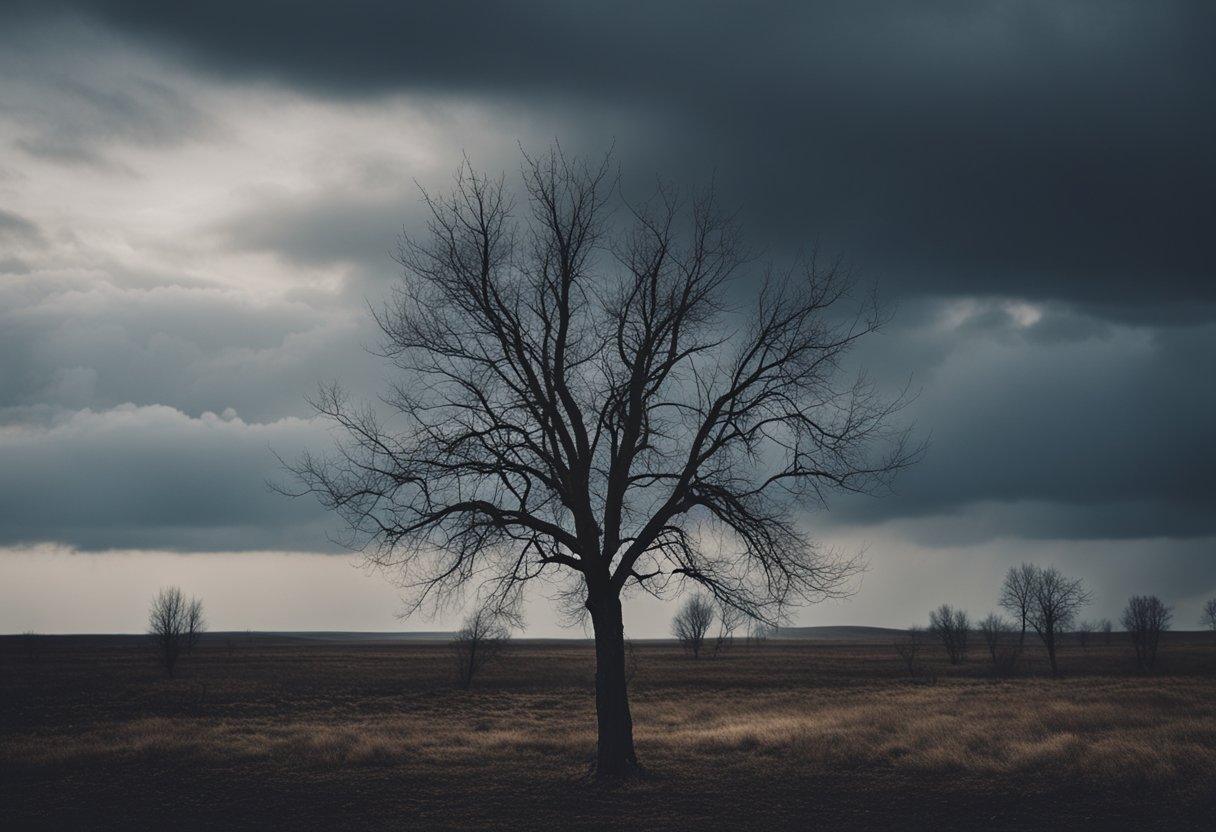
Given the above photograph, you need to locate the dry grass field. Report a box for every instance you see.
[3,633,1214,830]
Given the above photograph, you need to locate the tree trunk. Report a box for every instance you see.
[587,590,638,777]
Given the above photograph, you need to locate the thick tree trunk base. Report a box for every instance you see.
[588,750,645,782]
[587,589,639,780]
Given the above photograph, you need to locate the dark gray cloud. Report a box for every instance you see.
[830,303,1216,539]
[0,275,383,424]
[0,404,340,552]
[6,1,1213,320]
[0,1,1211,562]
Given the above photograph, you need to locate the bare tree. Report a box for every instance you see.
[148,587,203,678]
[977,612,1008,663]
[999,563,1038,650]
[673,594,716,658]
[452,605,520,689]
[746,618,772,644]
[1202,599,1216,635]
[893,625,926,678]
[1077,619,1096,651]
[1100,618,1113,646]
[1122,595,1171,673]
[1028,566,1091,676]
[185,597,206,654]
[713,602,745,655]
[281,147,918,776]
[928,604,970,664]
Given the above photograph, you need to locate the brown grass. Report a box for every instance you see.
[3,635,1214,830]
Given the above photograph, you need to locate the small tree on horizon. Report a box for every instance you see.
[1122,595,1171,673]
[1077,619,1096,651]
[1028,566,1091,676]
[928,604,970,665]
[185,597,206,654]
[148,587,204,678]
[713,602,745,655]
[673,594,716,658]
[999,563,1037,650]
[452,605,520,689]
[978,612,1009,664]
[1202,599,1216,637]
[893,625,926,678]
[746,618,772,644]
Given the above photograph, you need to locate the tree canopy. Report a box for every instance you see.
[283,147,919,775]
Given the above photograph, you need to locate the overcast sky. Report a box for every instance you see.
[2,1,1213,636]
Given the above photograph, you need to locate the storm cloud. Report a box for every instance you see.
[10,1,1213,316]
[0,2,1212,630]
[826,299,1216,540]
[0,404,338,552]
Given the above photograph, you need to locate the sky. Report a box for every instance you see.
[1,1,1213,636]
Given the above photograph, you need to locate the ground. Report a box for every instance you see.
[2,632,1214,830]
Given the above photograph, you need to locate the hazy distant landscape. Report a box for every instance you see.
[4,632,1213,830]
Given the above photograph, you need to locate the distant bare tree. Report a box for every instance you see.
[746,618,772,644]
[929,604,970,665]
[673,594,716,658]
[1028,566,1091,676]
[713,603,745,655]
[452,605,520,689]
[1202,599,1216,635]
[185,597,206,654]
[1077,619,1096,651]
[1122,595,1171,673]
[148,587,203,678]
[999,563,1038,650]
[893,625,926,678]
[977,613,1009,663]
[1100,618,1113,645]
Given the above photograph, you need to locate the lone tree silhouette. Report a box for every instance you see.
[672,593,715,658]
[283,147,918,777]
[1122,594,1171,673]
[148,587,204,678]
[1028,565,1091,676]
[713,600,745,655]
[452,605,519,689]
[928,603,969,665]
[977,612,1009,664]
[999,563,1038,650]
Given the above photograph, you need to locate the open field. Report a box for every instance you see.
[3,633,1214,830]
